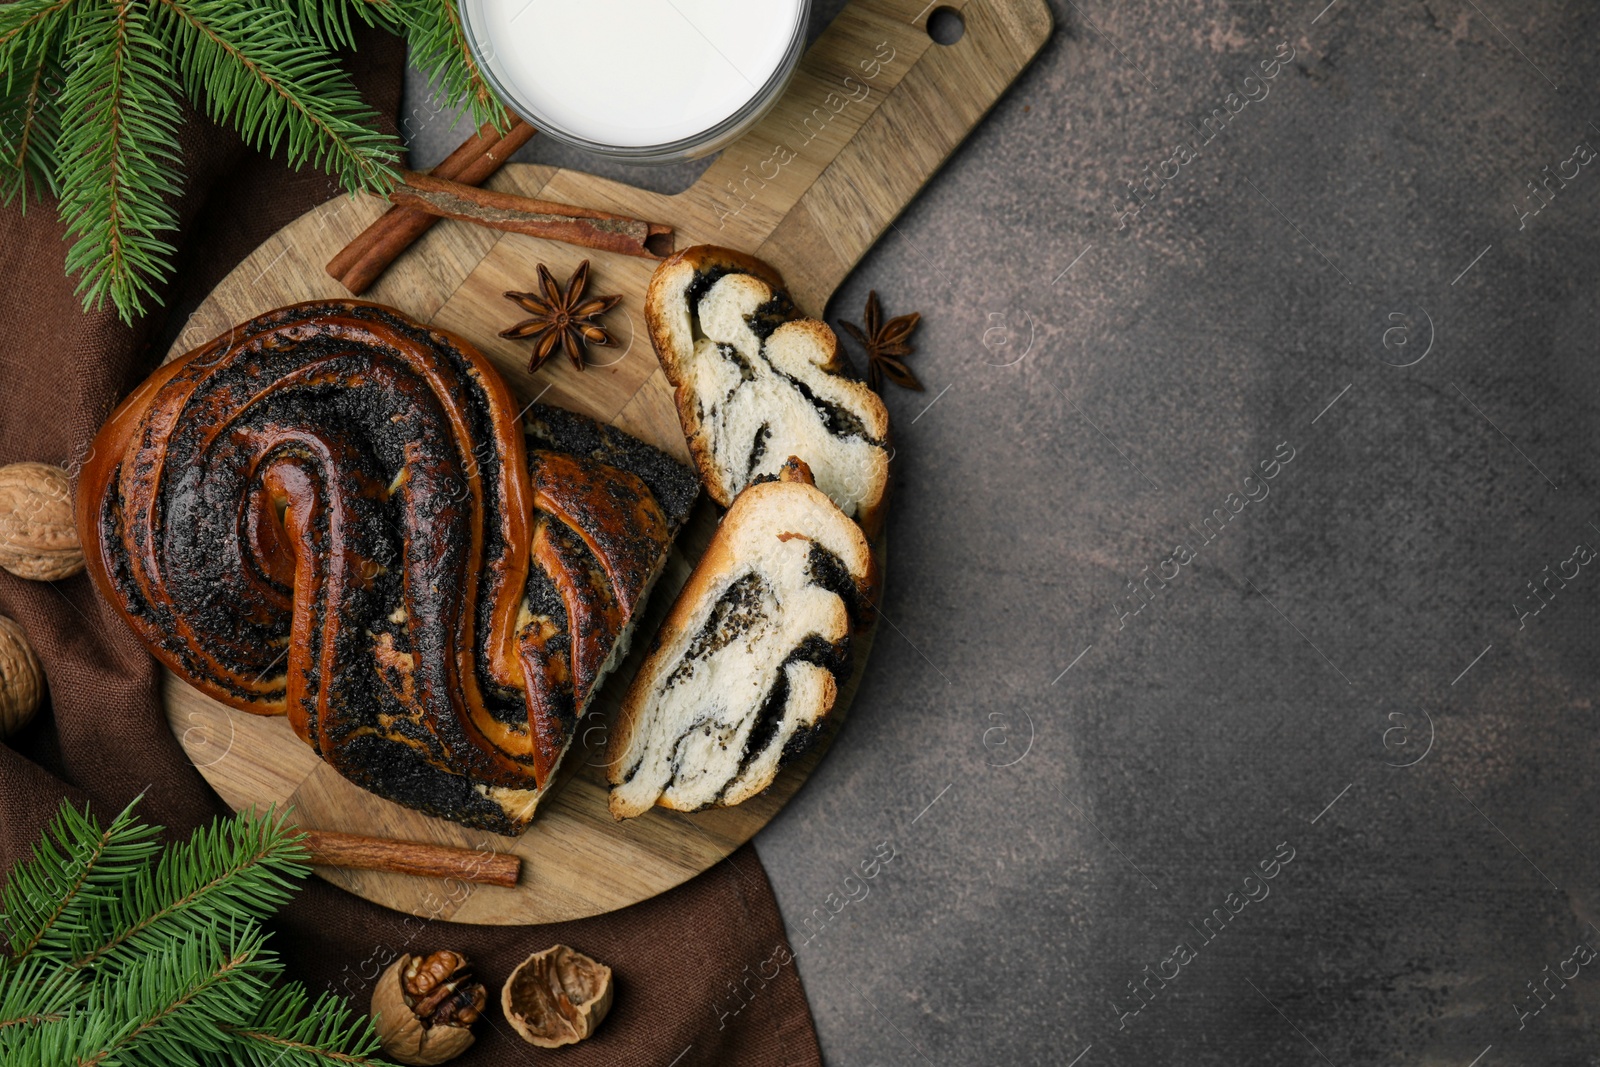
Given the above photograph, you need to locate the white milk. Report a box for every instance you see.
[463,0,806,148]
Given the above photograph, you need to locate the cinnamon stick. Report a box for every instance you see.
[328,116,537,294]
[301,828,521,888]
[389,170,675,260]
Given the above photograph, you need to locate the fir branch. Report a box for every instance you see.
[267,0,395,51]
[0,0,72,204]
[154,0,400,195]
[0,47,64,203]
[221,983,394,1067]
[65,806,309,975]
[393,0,503,131]
[54,0,185,322]
[1,797,160,961]
[1,0,506,322]
[70,924,274,1067]
[2,800,383,1067]
[0,0,76,54]
[1,925,274,1066]
[0,954,86,1032]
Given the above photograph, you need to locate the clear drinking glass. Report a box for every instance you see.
[458,0,811,165]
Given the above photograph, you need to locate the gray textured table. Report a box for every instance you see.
[408,2,1600,1062]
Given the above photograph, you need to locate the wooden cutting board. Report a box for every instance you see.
[164,0,1051,924]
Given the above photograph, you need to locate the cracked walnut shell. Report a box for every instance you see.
[0,615,43,738]
[370,951,487,1066]
[0,462,84,581]
[502,944,613,1048]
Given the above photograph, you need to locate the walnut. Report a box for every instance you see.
[0,615,43,737]
[501,944,613,1048]
[0,462,84,581]
[370,951,486,1066]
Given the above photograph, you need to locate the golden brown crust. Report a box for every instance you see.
[76,300,693,834]
[643,244,891,539]
[604,460,878,817]
[642,465,880,650]
[645,247,782,511]
[643,247,786,364]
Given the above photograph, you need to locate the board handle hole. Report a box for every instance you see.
[927,7,965,45]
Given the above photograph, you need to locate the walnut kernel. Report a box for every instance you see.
[370,951,486,1066]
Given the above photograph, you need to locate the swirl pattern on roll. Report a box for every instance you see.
[77,301,697,833]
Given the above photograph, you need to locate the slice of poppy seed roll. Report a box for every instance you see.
[606,457,878,819]
[644,245,891,538]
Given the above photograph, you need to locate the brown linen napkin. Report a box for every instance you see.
[0,27,821,1067]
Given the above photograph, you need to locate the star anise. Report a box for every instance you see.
[840,290,923,393]
[500,260,622,373]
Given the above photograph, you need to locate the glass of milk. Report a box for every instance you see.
[460,0,811,163]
